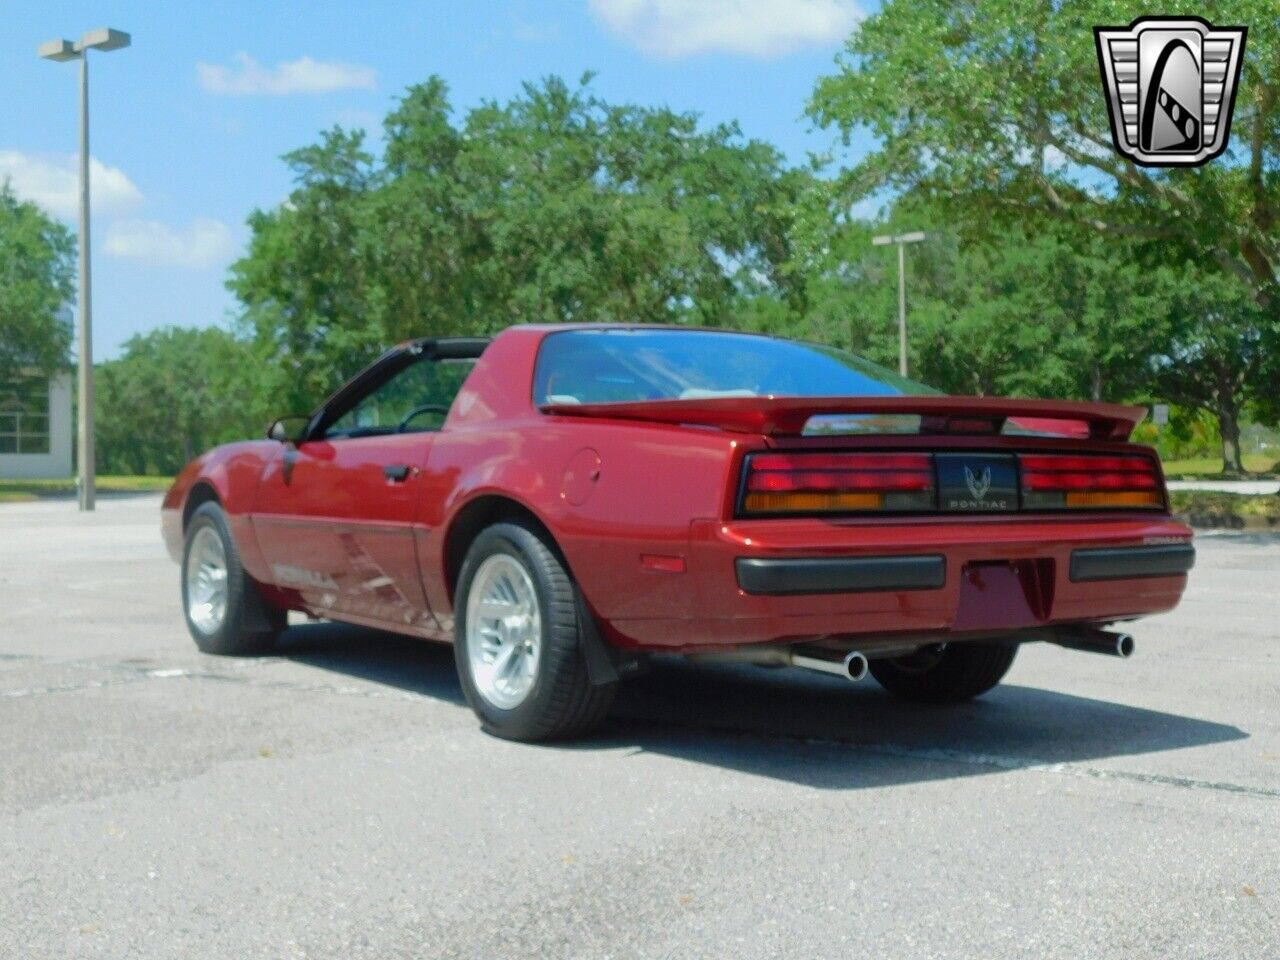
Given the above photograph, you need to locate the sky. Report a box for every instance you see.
[2,0,876,359]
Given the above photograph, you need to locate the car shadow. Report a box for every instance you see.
[601,658,1248,789]
[277,622,467,707]
[274,623,1247,791]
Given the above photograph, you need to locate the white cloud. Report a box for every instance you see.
[0,150,143,218]
[197,53,376,96]
[588,0,862,58]
[104,218,236,269]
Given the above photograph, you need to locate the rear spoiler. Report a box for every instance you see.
[539,395,1147,442]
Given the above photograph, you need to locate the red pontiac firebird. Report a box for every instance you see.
[162,325,1195,740]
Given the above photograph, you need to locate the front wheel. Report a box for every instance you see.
[454,522,614,741]
[869,641,1017,703]
[182,502,285,655]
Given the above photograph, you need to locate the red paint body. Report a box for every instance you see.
[162,325,1192,654]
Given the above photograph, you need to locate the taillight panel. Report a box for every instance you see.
[1018,453,1163,510]
[737,450,1166,517]
[742,452,934,515]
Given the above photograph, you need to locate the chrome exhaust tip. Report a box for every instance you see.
[1051,627,1135,659]
[789,647,868,682]
[843,650,870,681]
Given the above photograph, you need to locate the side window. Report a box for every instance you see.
[326,358,477,439]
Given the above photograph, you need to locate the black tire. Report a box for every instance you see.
[454,522,615,742]
[181,502,286,656]
[869,641,1017,703]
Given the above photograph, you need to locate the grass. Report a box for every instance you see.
[0,475,172,501]
[1169,489,1279,522]
[1160,454,1277,478]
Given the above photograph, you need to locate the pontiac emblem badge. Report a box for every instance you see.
[964,466,992,502]
[1094,16,1246,167]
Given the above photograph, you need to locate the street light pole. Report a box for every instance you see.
[871,231,926,377]
[77,51,94,511]
[896,240,906,377]
[39,28,130,512]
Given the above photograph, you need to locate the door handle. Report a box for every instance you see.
[384,464,411,482]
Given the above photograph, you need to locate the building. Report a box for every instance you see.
[0,372,73,479]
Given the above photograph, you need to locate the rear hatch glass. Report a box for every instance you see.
[533,329,940,409]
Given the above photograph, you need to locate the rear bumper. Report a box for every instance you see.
[606,515,1194,652]
[735,555,945,595]
[1069,544,1195,582]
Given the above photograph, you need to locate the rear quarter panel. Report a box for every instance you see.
[419,416,738,625]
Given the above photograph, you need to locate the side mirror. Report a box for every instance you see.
[267,416,310,445]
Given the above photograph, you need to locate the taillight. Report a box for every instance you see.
[741,452,935,515]
[1018,454,1164,509]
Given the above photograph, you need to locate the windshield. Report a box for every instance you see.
[533,328,939,405]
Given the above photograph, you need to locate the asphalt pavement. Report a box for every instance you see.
[1,495,1277,959]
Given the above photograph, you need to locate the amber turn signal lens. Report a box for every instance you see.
[1064,490,1162,508]
[743,491,884,514]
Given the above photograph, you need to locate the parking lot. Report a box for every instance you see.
[1,494,1277,959]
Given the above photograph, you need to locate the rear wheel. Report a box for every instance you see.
[869,641,1017,703]
[182,502,285,655]
[454,522,614,741]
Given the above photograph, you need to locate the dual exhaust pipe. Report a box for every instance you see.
[785,626,1133,684]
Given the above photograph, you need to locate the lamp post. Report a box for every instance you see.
[871,231,926,378]
[39,27,131,512]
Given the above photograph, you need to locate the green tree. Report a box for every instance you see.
[786,192,1174,402]
[96,327,267,475]
[229,128,378,415]
[1145,266,1272,473]
[229,75,801,415]
[808,0,1280,302]
[0,183,74,381]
